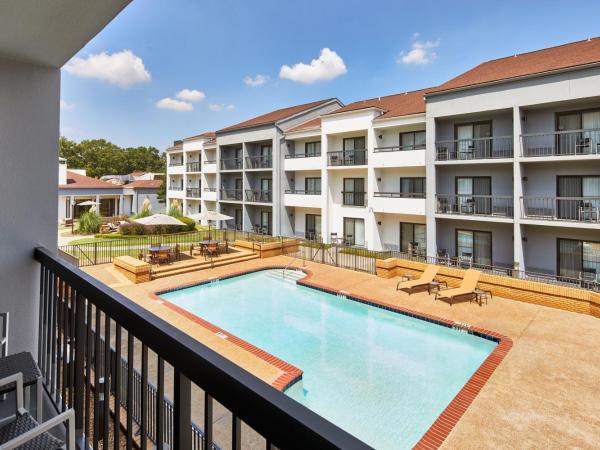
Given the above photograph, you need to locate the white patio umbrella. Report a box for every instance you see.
[187,211,233,239]
[134,213,185,226]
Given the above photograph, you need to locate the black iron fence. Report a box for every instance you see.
[521,128,600,157]
[435,136,513,160]
[35,247,368,450]
[327,149,367,166]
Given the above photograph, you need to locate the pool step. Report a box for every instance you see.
[152,253,259,279]
[263,269,306,283]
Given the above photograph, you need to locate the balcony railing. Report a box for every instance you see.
[436,194,514,218]
[285,152,321,158]
[186,162,201,172]
[285,189,321,195]
[245,189,272,203]
[374,192,426,198]
[220,189,243,201]
[204,159,217,165]
[186,187,201,198]
[435,136,513,160]
[220,158,243,170]
[327,149,367,166]
[169,185,183,191]
[521,196,600,222]
[373,144,426,153]
[342,191,366,206]
[204,187,217,192]
[245,155,272,169]
[521,128,600,157]
[168,160,184,167]
[34,247,366,450]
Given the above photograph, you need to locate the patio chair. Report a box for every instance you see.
[0,372,75,449]
[170,244,181,262]
[435,268,481,305]
[204,242,218,260]
[396,265,440,294]
[218,241,228,255]
[157,249,170,265]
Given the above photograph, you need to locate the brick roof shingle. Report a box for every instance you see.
[59,171,120,189]
[287,117,322,133]
[124,180,162,189]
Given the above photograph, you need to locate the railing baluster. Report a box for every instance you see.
[126,334,134,450]
[232,415,241,450]
[60,280,68,412]
[174,370,191,450]
[103,314,111,449]
[74,293,86,446]
[114,324,122,449]
[93,306,101,450]
[49,271,57,396]
[204,393,213,450]
[85,299,93,442]
[157,357,164,450]
[141,344,148,450]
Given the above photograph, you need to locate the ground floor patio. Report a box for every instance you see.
[83,256,600,449]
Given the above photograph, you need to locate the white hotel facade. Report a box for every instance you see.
[167,38,600,281]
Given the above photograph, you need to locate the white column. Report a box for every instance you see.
[95,195,100,215]
[366,125,381,250]
[425,116,437,258]
[272,134,281,236]
[119,194,124,215]
[512,106,525,271]
[321,133,330,243]
[69,195,74,218]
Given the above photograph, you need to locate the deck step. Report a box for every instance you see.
[152,254,259,279]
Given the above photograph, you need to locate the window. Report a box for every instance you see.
[343,217,365,246]
[304,177,321,194]
[306,141,321,156]
[400,177,426,197]
[456,229,492,266]
[260,211,272,235]
[454,121,492,159]
[343,178,365,206]
[558,239,600,282]
[343,137,366,150]
[400,131,426,150]
[234,209,243,229]
[399,223,426,255]
[305,214,321,240]
[455,176,491,214]
[557,175,600,220]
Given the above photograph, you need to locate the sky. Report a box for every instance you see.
[60,0,600,150]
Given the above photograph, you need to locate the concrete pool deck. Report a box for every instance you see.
[83,256,600,449]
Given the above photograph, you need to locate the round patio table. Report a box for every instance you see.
[148,245,170,252]
[198,240,219,246]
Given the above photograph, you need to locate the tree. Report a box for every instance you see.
[156,177,166,204]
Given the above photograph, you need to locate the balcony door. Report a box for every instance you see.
[455,122,492,159]
[558,238,600,282]
[260,144,272,166]
[556,110,600,154]
[343,178,365,206]
[343,137,366,164]
[456,229,492,266]
[305,177,321,194]
[400,131,426,151]
[343,217,365,246]
[260,210,272,235]
[400,177,426,198]
[400,222,426,255]
[234,208,243,230]
[305,214,321,240]
[456,176,491,214]
[557,175,600,219]
[261,178,272,201]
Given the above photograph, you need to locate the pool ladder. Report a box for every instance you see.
[282,255,305,279]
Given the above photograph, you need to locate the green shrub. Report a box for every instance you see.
[167,205,182,217]
[119,222,188,235]
[77,211,102,234]
[178,216,197,231]
[131,208,152,220]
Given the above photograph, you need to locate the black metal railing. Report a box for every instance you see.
[245,155,272,169]
[521,196,600,222]
[220,189,243,201]
[284,190,321,195]
[168,185,183,191]
[245,189,272,203]
[35,247,368,450]
[342,191,366,206]
[327,149,367,166]
[186,162,201,172]
[285,152,321,158]
[435,136,513,160]
[373,144,426,153]
[521,128,600,157]
[220,158,243,170]
[374,192,426,198]
[436,194,514,218]
[186,188,201,198]
[168,160,183,167]
[203,187,217,192]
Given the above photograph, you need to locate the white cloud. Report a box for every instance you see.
[209,103,234,112]
[175,89,206,102]
[64,50,151,88]
[397,37,440,65]
[156,97,193,111]
[244,74,269,87]
[279,48,347,84]
[60,99,75,111]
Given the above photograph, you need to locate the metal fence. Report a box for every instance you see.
[435,136,513,160]
[436,194,514,218]
[521,128,600,157]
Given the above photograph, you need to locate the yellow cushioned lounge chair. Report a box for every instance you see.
[396,265,440,294]
[435,268,481,305]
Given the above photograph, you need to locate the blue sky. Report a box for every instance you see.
[60,0,600,150]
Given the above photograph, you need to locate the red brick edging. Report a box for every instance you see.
[153,265,513,449]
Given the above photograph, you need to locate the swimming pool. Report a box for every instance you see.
[160,269,497,449]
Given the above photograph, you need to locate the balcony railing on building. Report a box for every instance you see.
[186,161,201,172]
[327,149,367,166]
[342,191,366,206]
[521,196,600,222]
[220,189,243,201]
[168,160,184,167]
[203,159,217,166]
[436,194,514,218]
[521,128,600,157]
[245,155,272,169]
[204,187,217,192]
[373,144,426,153]
[169,185,183,191]
[245,189,272,203]
[186,187,201,198]
[374,192,426,198]
[285,152,321,158]
[435,136,513,160]
[220,158,243,170]
[285,189,321,195]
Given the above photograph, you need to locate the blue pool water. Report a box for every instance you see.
[160,270,496,449]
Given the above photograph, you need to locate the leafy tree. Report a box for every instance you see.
[156,178,166,204]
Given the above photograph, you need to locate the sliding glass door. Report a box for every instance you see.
[557,110,600,154]
[557,175,600,220]
[400,223,426,255]
[305,214,321,240]
[343,217,365,246]
[455,122,492,159]
[456,229,492,266]
[456,177,491,214]
[558,238,600,282]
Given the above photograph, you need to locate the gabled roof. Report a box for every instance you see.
[217,98,337,133]
[428,37,600,94]
[124,180,162,189]
[287,117,321,133]
[182,131,216,142]
[59,171,120,189]
[324,89,428,121]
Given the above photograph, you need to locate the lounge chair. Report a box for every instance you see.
[396,265,440,294]
[435,268,481,305]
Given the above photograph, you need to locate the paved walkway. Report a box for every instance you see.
[83,256,600,449]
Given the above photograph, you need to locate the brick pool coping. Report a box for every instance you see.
[152,265,513,449]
